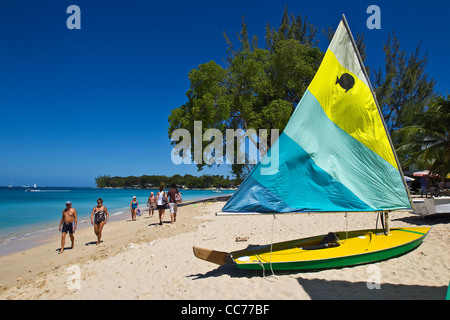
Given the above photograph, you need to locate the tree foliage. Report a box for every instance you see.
[168,7,324,178]
[168,6,438,180]
[95,174,240,189]
[265,5,318,51]
[394,95,450,178]
[374,33,436,132]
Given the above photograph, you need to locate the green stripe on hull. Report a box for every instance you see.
[235,235,426,271]
[396,229,427,236]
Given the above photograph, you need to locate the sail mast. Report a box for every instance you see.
[340,14,414,211]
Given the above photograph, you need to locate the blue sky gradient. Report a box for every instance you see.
[0,0,448,186]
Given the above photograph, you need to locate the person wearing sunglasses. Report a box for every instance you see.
[90,198,109,245]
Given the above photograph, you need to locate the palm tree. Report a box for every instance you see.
[394,95,449,179]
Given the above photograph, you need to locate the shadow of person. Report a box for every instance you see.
[85,241,103,246]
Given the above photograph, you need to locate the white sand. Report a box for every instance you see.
[0,200,448,300]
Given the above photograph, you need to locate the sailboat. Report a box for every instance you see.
[25,183,39,192]
[193,15,430,271]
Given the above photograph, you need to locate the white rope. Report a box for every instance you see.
[272,213,302,236]
[258,212,351,278]
[254,215,278,281]
[267,215,278,280]
[253,252,266,277]
[341,212,348,244]
[345,212,348,240]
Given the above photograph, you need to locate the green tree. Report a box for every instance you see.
[394,95,449,178]
[95,175,109,188]
[168,9,323,178]
[374,33,436,132]
[265,5,318,51]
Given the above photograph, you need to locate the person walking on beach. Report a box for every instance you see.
[59,201,78,254]
[167,184,180,223]
[156,186,168,225]
[147,192,156,217]
[130,196,139,221]
[90,198,109,245]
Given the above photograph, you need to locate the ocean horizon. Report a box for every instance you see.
[0,186,234,255]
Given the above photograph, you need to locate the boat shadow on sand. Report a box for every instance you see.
[187,264,447,300]
[393,214,450,225]
[188,259,448,300]
[297,278,448,300]
[186,263,259,280]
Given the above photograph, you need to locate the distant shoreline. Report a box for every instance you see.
[97,187,238,190]
[1,186,237,190]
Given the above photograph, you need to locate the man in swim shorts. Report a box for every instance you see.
[59,201,78,254]
[147,192,156,217]
[167,184,180,224]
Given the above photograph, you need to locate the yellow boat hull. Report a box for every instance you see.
[193,227,430,271]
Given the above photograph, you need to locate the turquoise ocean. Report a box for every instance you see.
[0,186,234,255]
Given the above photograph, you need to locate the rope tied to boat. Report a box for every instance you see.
[266,215,278,280]
[254,215,279,281]
[345,212,349,243]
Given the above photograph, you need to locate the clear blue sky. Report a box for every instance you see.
[0,0,448,187]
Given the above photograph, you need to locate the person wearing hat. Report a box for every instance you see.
[58,201,78,254]
[130,196,139,221]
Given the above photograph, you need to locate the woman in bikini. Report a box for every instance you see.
[90,198,109,245]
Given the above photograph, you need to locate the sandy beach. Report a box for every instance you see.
[0,198,448,300]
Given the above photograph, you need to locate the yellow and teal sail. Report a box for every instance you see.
[222,16,412,214]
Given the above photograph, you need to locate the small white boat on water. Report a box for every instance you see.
[26,183,39,192]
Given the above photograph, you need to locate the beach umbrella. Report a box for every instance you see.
[412,170,440,178]
[413,170,431,177]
